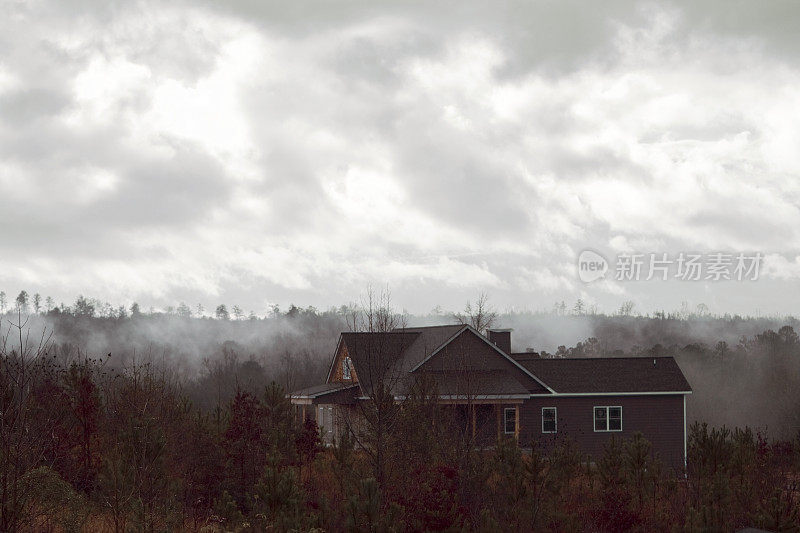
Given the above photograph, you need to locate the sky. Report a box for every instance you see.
[1,0,799,317]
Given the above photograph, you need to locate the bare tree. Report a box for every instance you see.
[454,292,497,334]
[0,311,58,531]
[618,300,636,316]
[340,287,409,488]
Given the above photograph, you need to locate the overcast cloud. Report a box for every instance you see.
[1,0,799,316]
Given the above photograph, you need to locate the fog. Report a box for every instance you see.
[5,305,799,439]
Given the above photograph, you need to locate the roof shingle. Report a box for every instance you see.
[518,356,692,393]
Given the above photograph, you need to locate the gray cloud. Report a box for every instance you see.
[0,0,799,316]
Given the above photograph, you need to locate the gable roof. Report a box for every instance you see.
[408,325,556,393]
[518,356,692,394]
[338,331,420,395]
[394,324,467,372]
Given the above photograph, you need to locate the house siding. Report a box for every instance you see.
[520,395,686,471]
[417,329,550,394]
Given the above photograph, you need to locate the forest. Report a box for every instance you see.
[1,292,799,531]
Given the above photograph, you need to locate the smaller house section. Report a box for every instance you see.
[290,325,692,471]
[514,355,691,470]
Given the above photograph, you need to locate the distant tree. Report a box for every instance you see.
[454,292,497,333]
[33,293,42,314]
[573,299,585,315]
[99,302,114,318]
[232,305,243,320]
[552,300,567,316]
[618,300,635,316]
[0,291,6,312]
[248,311,257,321]
[73,296,95,317]
[130,302,141,317]
[16,290,29,313]
[117,305,128,319]
[215,305,230,321]
[45,296,54,313]
[196,303,205,317]
[176,302,192,318]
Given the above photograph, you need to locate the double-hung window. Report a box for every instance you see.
[541,407,557,433]
[504,407,516,434]
[594,406,622,432]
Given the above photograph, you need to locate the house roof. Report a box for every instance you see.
[339,331,421,395]
[392,324,466,372]
[518,356,692,394]
[293,326,692,401]
[290,382,360,399]
[338,326,465,379]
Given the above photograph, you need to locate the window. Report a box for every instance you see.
[342,356,352,380]
[594,406,622,432]
[318,406,325,430]
[318,405,334,435]
[542,407,557,433]
[504,407,516,434]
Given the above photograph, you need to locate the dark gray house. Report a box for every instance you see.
[289,325,692,471]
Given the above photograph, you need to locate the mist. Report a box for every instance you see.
[5,303,799,439]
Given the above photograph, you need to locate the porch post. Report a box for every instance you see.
[514,406,520,440]
[301,404,306,421]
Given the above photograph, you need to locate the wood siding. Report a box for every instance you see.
[329,340,359,384]
[519,395,686,471]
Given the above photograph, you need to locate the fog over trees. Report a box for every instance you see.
[1,291,797,438]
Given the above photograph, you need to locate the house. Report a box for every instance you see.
[289,324,692,471]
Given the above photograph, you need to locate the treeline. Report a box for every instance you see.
[0,289,347,320]
[1,337,798,531]
[5,292,800,435]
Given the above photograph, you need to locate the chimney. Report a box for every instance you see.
[487,329,512,354]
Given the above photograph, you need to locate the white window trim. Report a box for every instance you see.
[593,405,622,432]
[342,356,352,380]
[541,407,557,433]
[503,407,516,434]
